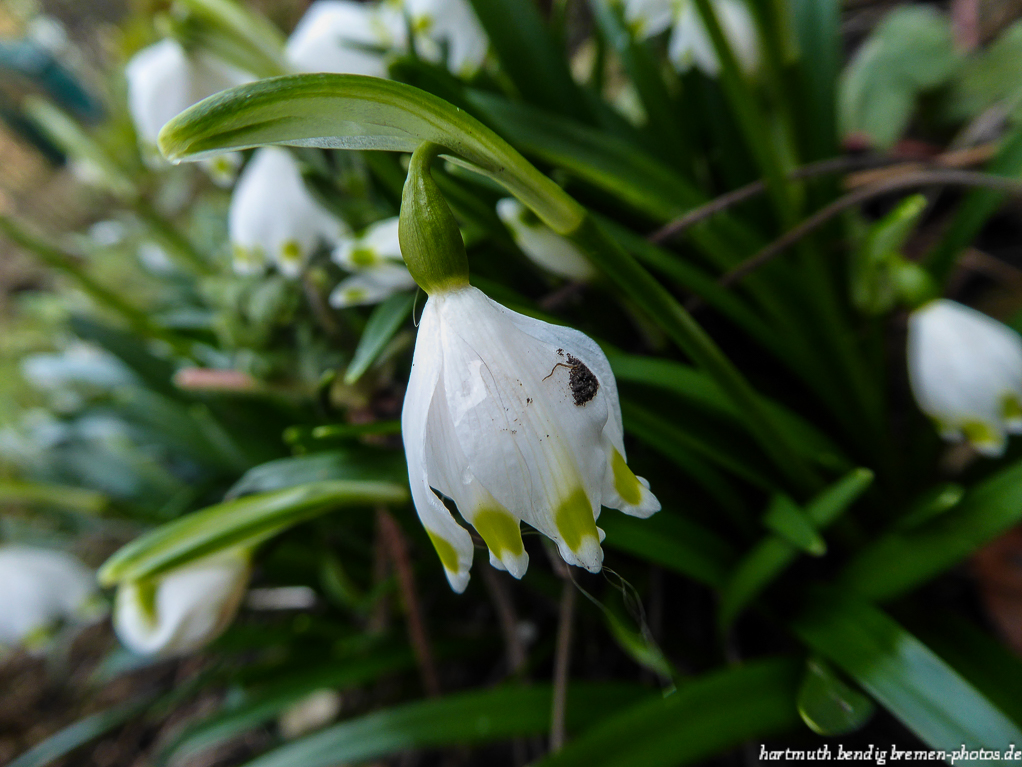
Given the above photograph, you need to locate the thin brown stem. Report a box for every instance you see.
[376,508,441,697]
[549,580,576,753]
[686,168,1022,310]
[648,145,997,244]
[480,564,527,677]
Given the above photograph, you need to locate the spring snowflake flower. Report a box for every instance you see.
[329,217,416,308]
[496,198,596,282]
[114,552,249,657]
[623,0,759,77]
[401,0,489,76]
[0,546,98,650]
[229,147,348,277]
[125,38,251,178]
[907,299,1022,457]
[403,285,660,592]
[286,0,405,78]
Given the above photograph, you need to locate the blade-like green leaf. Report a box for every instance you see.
[791,592,1022,750]
[98,480,408,585]
[157,74,583,234]
[719,469,873,628]
[344,292,415,384]
[241,683,648,767]
[840,456,1022,601]
[226,450,407,499]
[534,658,801,767]
[763,495,826,556]
[9,697,153,767]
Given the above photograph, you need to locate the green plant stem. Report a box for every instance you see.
[0,215,195,358]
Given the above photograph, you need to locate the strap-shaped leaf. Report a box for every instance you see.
[157,74,583,234]
[535,658,801,767]
[792,592,1022,750]
[98,479,408,585]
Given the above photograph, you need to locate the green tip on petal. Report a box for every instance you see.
[555,486,599,555]
[611,449,643,506]
[426,530,461,574]
[473,508,525,559]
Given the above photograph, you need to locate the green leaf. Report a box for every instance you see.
[98,480,408,585]
[839,6,959,148]
[763,495,826,556]
[157,74,583,235]
[344,293,415,384]
[534,659,801,767]
[240,683,648,767]
[947,22,1022,124]
[719,469,873,628]
[797,657,875,736]
[226,450,407,499]
[791,592,1022,750]
[840,456,1022,601]
[465,0,590,120]
[8,697,153,767]
[791,0,841,160]
[892,483,965,531]
[850,194,929,315]
[600,512,734,589]
[0,480,107,515]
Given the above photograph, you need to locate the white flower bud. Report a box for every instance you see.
[496,198,596,282]
[908,299,1022,457]
[0,546,98,650]
[229,147,348,278]
[114,552,250,657]
[402,285,659,592]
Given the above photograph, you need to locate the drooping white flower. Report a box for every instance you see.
[329,216,417,307]
[0,546,98,650]
[125,39,252,165]
[496,198,597,282]
[402,0,489,76]
[403,285,660,592]
[229,147,348,278]
[624,0,759,77]
[907,299,1022,457]
[286,0,406,78]
[113,552,250,657]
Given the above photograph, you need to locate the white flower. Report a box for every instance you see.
[402,285,660,592]
[0,546,98,650]
[113,552,250,657]
[496,198,597,282]
[624,0,759,77]
[229,147,348,277]
[907,299,1022,457]
[402,0,489,76]
[125,39,252,162]
[329,216,417,307]
[286,0,406,78]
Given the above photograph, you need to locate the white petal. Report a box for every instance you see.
[622,0,677,39]
[496,198,596,282]
[126,40,252,154]
[401,298,475,592]
[403,0,488,75]
[0,546,97,647]
[908,299,1022,454]
[287,0,403,77]
[328,265,416,308]
[114,552,249,657]
[332,216,403,270]
[435,287,609,572]
[229,147,347,278]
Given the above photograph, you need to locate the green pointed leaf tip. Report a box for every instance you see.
[156,74,583,234]
[797,657,875,736]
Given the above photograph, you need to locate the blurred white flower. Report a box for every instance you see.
[329,216,416,307]
[229,147,348,278]
[125,39,252,163]
[286,0,405,77]
[402,0,489,76]
[0,546,99,651]
[496,198,596,282]
[21,344,136,391]
[908,299,1022,457]
[403,285,659,592]
[624,0,759,77]
[114,552,250,657]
